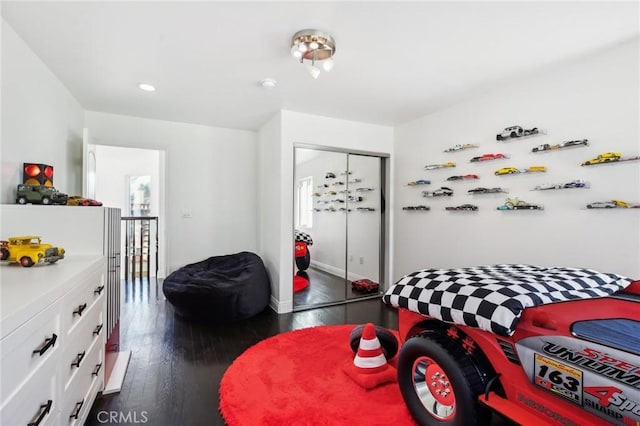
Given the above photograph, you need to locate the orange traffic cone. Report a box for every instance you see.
[343,323,396,389]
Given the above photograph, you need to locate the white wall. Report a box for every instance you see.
[85,111,258,273]
[394,38,640,280]
[257,112,282,309]
[258,110,394,313]
[1,19,84,203]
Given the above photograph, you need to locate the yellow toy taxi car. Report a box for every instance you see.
[526,165,547,173]
[494,167,520,175]
[612,200,631,208]
[581,152,622,166]
[0,236,65,267]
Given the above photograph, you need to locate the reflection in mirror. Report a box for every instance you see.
[346,154,381,299]
[294,148,347,309]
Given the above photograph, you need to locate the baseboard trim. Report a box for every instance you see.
[102,350,132,395]
[309,260,370,283]
[270,295,292,314]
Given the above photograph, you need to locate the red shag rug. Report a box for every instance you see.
[219,325,416,426]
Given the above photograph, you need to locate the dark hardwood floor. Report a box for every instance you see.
[86,278,398,426]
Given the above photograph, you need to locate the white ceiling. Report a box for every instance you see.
[2,1,638,131]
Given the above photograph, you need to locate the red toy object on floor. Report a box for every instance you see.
[343,323,396,390]
[293,275,309,293]
[351,279,379,293]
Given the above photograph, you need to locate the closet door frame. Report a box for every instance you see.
[292,143,389,311]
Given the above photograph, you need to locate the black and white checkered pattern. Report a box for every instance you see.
[382,264,632,336]
[294,230,313,246]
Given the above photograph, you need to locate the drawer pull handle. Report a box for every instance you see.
[93,324,103,336]
[69,399,84,420]
[94,285,105,295]
[27,400,53,426]
[73,303,87,316]
[32,334,57,357]
[92,363,103,376]
[71,351,86,368]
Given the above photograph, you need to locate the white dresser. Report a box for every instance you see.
[1,256,106,426]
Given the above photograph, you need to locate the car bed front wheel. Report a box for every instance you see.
[397,333,490,426]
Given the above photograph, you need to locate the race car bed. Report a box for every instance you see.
[294,230,313,271]
[383,264,631,336]
[382,264,638,426]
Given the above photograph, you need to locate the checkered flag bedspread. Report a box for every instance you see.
[294,230,313,246]
[382,264,632,336]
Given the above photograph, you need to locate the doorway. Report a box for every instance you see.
[293,146,387,311]
[84,142,167,279]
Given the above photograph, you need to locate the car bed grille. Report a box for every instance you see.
[497,339,520,365]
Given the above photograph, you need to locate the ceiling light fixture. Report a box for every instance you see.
[290,29,336,79]
[138,83,156,92]
[260,78,277,89]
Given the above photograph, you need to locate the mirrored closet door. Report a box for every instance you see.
[293,146,385,311]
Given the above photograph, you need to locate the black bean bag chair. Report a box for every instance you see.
[163,252,271,322]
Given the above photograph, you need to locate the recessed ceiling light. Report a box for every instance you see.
[138,83,156,92]
[260,78,277,89]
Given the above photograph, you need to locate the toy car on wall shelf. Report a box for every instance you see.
[445,204,479,211]
[581,152,621,165]
[581,152,640,166]
[495,166,546,175]
[16,184,68,205]
[351,278,379,293]
[532,139,589,153]
[355,187,374,192]
[348,178,362,184]
[67,196,103,206]
[467,187,508,194]
[497,198,544,210]
[0,236,65,267]
[446,174,479,181]
[496,125,540,141]
[494,167,521,175]
[402,205,431,211]
[470,153,507,162]
[325,172,336,178]
[424,162,456,170]
[444,144,479,153]
[422,187,454,197]
[347,196,364,202]
[356,207,375,212]
[587,200,639,209]
[533,180,589,191]
[407,179,431,186]
[563,179,589,188]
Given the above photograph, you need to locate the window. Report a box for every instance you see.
[296,176,313,228]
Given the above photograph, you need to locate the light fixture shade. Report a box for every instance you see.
[291,29,335,79]
[306,64,321,79]
[322,58,334,72]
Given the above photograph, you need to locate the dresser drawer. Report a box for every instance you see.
[63,340,104,426]
[62,269,105,334]
[62,303,104,389]
[0,348,58,426]
[0,302,61,404]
